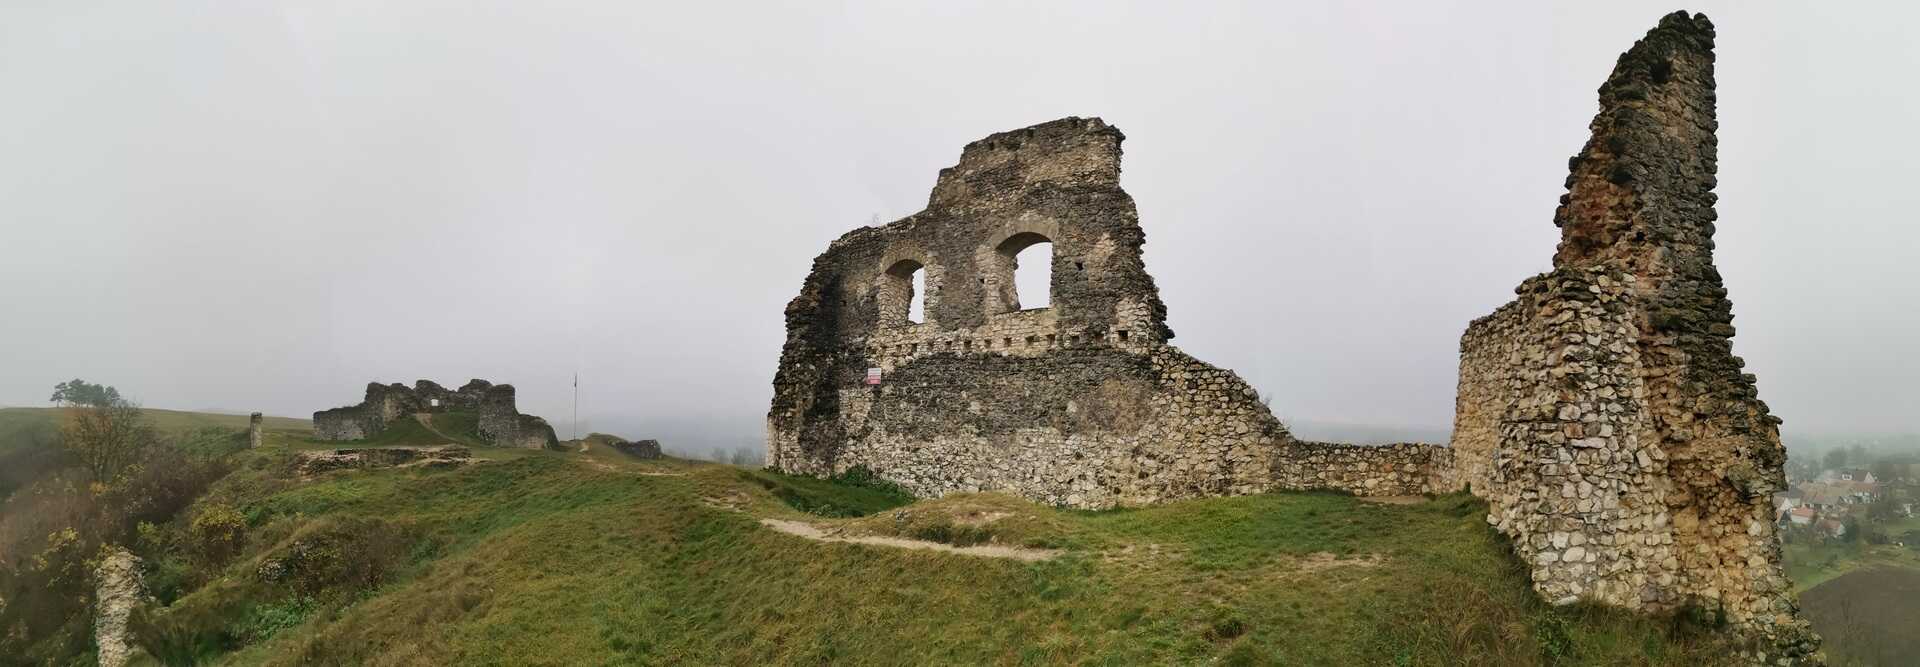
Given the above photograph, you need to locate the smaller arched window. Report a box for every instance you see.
[879,259,927,325]
[994,232,1053,312]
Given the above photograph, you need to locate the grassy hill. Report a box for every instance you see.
[100,428,1749,667]
[0,407,310,448]
[0,409,310,501]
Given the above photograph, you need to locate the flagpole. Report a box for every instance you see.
[572,372,579,441]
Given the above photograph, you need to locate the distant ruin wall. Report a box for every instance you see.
[767,117,1452,508]
[314,379,558,449]
[1274,441,1455,497]
[1450,13,1815,661]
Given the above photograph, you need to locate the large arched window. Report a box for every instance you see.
[995,232,1053,311]
[879,259,927,325]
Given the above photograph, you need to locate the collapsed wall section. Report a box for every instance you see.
[1451,12,1814,660]
[313,378,558,449]
[767,117,1453,508]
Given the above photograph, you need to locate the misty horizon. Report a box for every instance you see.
[4,2,1915,445]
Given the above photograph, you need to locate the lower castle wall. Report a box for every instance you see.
[1272,441,1454,496]
[770,344,1454,508]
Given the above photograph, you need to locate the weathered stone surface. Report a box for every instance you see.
[766,117,1451,508]
[313,379,558,449]
[247,412,263,449]
[93,547,143,667]
[1451,12,1816,662]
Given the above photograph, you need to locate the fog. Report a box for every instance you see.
[3,2,1915,454]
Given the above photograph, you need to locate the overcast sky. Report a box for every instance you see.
[2,1,1914,446]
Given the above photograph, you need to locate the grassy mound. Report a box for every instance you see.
[120,445,1742,666]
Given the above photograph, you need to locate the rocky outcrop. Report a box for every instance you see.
[313,379,558,449]
[766,117,1451,508]
[602,436,662,460]
[93,547,143,667]
[1450,12,1816,662]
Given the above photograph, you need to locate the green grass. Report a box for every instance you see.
[124,449,1741,667]
[744,467,915,518]
[1783,534,1920,592]
[428,412,487,446]
[0,407,311,443]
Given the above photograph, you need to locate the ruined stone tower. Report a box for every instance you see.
[1451,12,1815,661]
[767,118,1452,508]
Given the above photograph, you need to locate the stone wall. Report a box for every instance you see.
[767,117,1452,508]
[314,379,558,449]
[1274,441,1455,497]
[1450,12,1815,661]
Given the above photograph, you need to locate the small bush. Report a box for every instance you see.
[235,595,317,643]
[1535,610,1574,663]
[1204,613,1249,642]
[255,517,421,596]
[190,503,247,566]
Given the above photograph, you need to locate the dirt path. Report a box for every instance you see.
[759,518,1061,562]
[94,547,142,667]
[412,413,458,443]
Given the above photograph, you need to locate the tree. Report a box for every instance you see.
[1866,495,1901,521]
[1823,448,1849,472]
[48,379,121,407]
[728,447,763,468]
[58,401,156,482]
[1870,459,1901,484]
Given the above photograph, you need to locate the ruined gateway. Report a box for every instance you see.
[768,11,1810,661]
[314,379,559,450]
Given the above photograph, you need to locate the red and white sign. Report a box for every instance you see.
[865,368,883,385]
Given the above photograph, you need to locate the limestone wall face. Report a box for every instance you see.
[768,117,1452,509]
[313,379,557,449]
[1451,12,1814,661]
[1274,441,1454,497]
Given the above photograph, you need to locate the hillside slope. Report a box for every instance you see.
[112,432,1748,667]
[0,407,310,446]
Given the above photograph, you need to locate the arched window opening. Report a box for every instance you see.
[996,232,1053,311]
[909,267,926,323]
[880,259,927,325]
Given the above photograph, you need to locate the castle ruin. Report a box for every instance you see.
[314,379,559,450]
[765,117,1452,508]
[1450,12,1814,660]
[766,11,1812,662]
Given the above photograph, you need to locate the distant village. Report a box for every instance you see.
[1776,455,1920,543]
